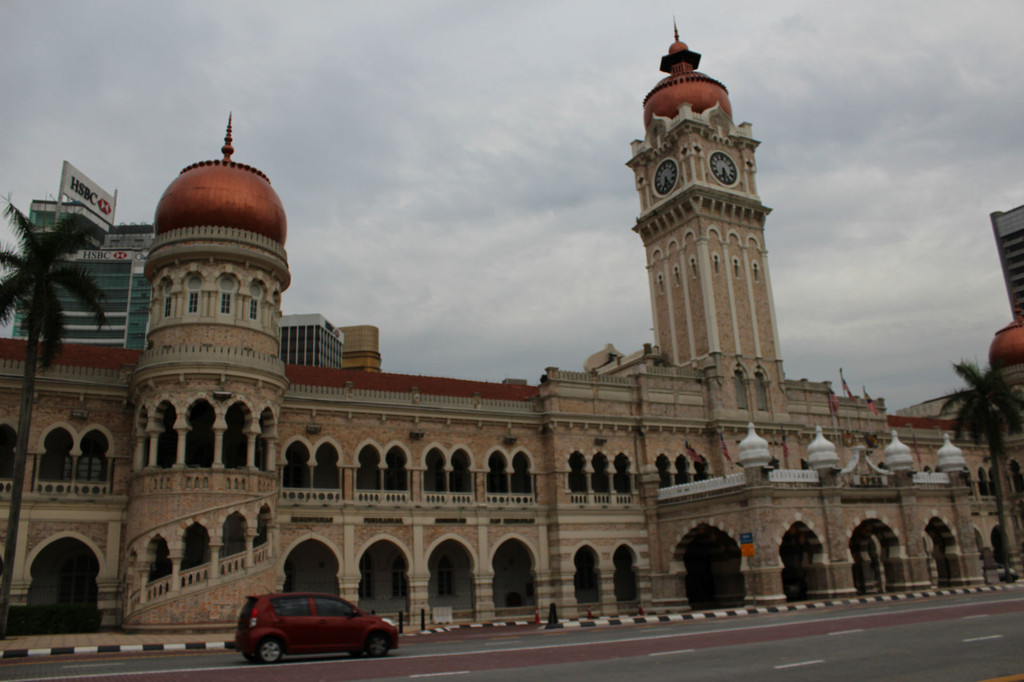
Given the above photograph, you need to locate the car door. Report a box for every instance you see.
[310,596,360,651]
[269,595,317,653]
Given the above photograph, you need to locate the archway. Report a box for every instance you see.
[779,522,825,602]
[28,537,99,605]
[283,538,339,594]
[427,539,474,612]
[675,524,744,608]
[491,539,535,609]
[925,518,958,588]
[849,519,901,594]
[573,546,600,604]
[357,539,408,615]
[613,545,638,602]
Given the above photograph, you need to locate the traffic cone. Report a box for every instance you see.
[638,605,644,617]
[587,607,593,620]
[534,608,540,624]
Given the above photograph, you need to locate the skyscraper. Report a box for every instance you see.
[991,203,1024,312]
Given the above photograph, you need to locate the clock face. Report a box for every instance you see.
[709,151,738,185]
[653,159,678,195]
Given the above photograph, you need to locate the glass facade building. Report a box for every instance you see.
[992,204,1024,314]
[279,313,343,368]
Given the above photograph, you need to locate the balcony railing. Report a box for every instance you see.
[485,492,535,506]
[568,492,635,506]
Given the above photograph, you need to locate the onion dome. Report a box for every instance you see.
[737,422,770,468]
[807,425,840,470]
[642,26,732,128]
[883,430,914,472]
[936,433,967,472]
[989,305,1024,367]
[154,115,287,245]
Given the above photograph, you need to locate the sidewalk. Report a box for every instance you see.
[1,584,1017,659]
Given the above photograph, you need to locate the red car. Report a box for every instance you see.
[235,593,399,664]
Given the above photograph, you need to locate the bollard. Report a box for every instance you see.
[399,611,404,634]
[420,608,426,632]
[534,607,540,624]
[547,602,558,628]
[638,605,644,617]
[587,606,592,620]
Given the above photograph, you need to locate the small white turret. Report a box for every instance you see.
[807,425,840,470]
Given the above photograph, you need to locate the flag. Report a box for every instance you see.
[684,441,700,463]
[828,387,840,415]
[864,433,879,448]
[863,386,878,415]
[719,432,733,464]
[910,428,922,466]
[782,434,790,466]
[839,368,855,400]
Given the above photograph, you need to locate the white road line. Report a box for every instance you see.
[828,628,863,636]
[649,648,695,656]
[774,659,825,669]
[410,672,471,678]
[963,635,1003,642]
[962,614,989,620]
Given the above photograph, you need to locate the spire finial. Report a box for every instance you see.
[673,17,679,42]
[222,112,234,161]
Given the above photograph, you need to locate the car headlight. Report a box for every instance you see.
[382,617,396,626]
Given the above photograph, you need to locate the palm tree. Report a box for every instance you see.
[0,202,106,638]
[941,360,1024,573]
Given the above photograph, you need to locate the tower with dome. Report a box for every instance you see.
[0,31,1011,631]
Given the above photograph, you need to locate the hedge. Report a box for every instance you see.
[7,603,102,635]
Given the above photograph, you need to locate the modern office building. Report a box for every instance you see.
[12,200,154,350]
[279,313,344,368]
[992,204,1024,312]
[0,31,1015,632]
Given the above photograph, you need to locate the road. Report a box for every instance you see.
[3,591,1023,682]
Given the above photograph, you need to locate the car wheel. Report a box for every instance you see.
[364,632,390,657]
[256,637,284,664]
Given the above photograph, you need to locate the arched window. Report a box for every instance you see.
[218,276,236,316]
[0,425,15,478]
[655,454,671,488]
[424,449,446,493]
[187,276,201,314]
[591,453,610,494]
[568,452,587,493]
[163,282,173,318]
[657,273,665,293]
[359,554,373,598]
[673,265,681,284]
[356,446,381,490]
[510,452,532,493]
[734,370,748,410]
[283,443,308,488]
[248,283,262,321]
[487,452,508,494]
[755,372,769,411]
[77,431,108,482]
[613,453,631,493]
[977,468,990,497]
[40,429,73,481]
[391,557,408,598]
[713,254,720,273]
[1010,460,1024,494]
[752,262,760,282]
[733,258,740,278]
[674,455,691,484]
[384,447,407,490]
[689,257,697,278]
[450,450,472,493]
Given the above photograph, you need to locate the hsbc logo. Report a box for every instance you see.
[70,176,112,214]
[112,251,128,259]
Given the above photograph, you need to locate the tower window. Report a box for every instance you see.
[755,372,769,411]
[657,273,665,293]
[220,293,231,315]
[248,283,262,321]
[713,254,720,274]
[752,262,760,282]
[187,277,201,314]
[673,265,681,284]
[690,257,697,278]
[734,370,748,410]
[163,283,172,318]
[733,258,740,278]
[218,277,237,316]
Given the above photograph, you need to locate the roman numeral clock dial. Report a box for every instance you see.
[709,151,738,185]
[654,158,678,195]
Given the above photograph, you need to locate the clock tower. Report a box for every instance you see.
[627,31,786,416]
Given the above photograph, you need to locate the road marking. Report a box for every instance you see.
[964,635,1003,642]
[963,614,989,620]
[828,629,863,636]
[649,648,695,656]
[775,660,825,669]
[63,663,126,669]
[410,672,471,678]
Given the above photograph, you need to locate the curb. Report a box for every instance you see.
[1,640,234,660]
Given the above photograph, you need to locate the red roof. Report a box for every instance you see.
[886,414,956,431]
[0,338,142,370]
[285,364,538,401]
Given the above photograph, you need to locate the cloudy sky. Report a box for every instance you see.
[2,0,1022,411]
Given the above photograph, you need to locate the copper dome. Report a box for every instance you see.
[643,32,732,128]
[154,118,287,245]
[989,308,1024,367]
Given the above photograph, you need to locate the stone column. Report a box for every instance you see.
[169,551,183,592]
[146,427,161,468]
[174,421,189,468]
[212,425,226,469]
[245,427,258,469]
[473,573,496,623]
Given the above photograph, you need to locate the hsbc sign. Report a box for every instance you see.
[60,161,116,225]
[77,250,140,261]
